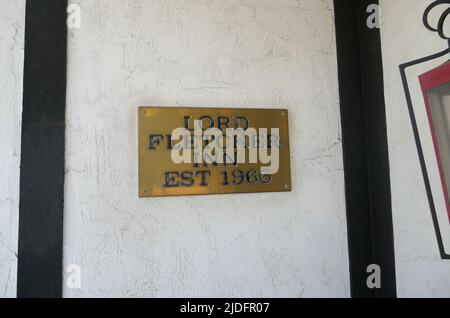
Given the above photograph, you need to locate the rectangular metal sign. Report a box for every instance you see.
[138,107,291,197]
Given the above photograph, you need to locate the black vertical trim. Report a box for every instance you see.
[17,0,68,298]
[334,0,397,297]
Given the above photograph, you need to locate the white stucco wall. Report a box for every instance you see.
[381,0,450,297]
[64,0,349,297]
[0,0,25,299]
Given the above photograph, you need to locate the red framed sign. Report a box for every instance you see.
[420,62,450,223]
[400,0,450,259]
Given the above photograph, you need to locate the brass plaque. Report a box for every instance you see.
[138,107,291,197]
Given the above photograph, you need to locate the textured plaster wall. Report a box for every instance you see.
[0,0,25,299]
[380,0,450,297]
[64,0,349,297]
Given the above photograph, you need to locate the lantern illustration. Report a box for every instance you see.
[400,0,450,259]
